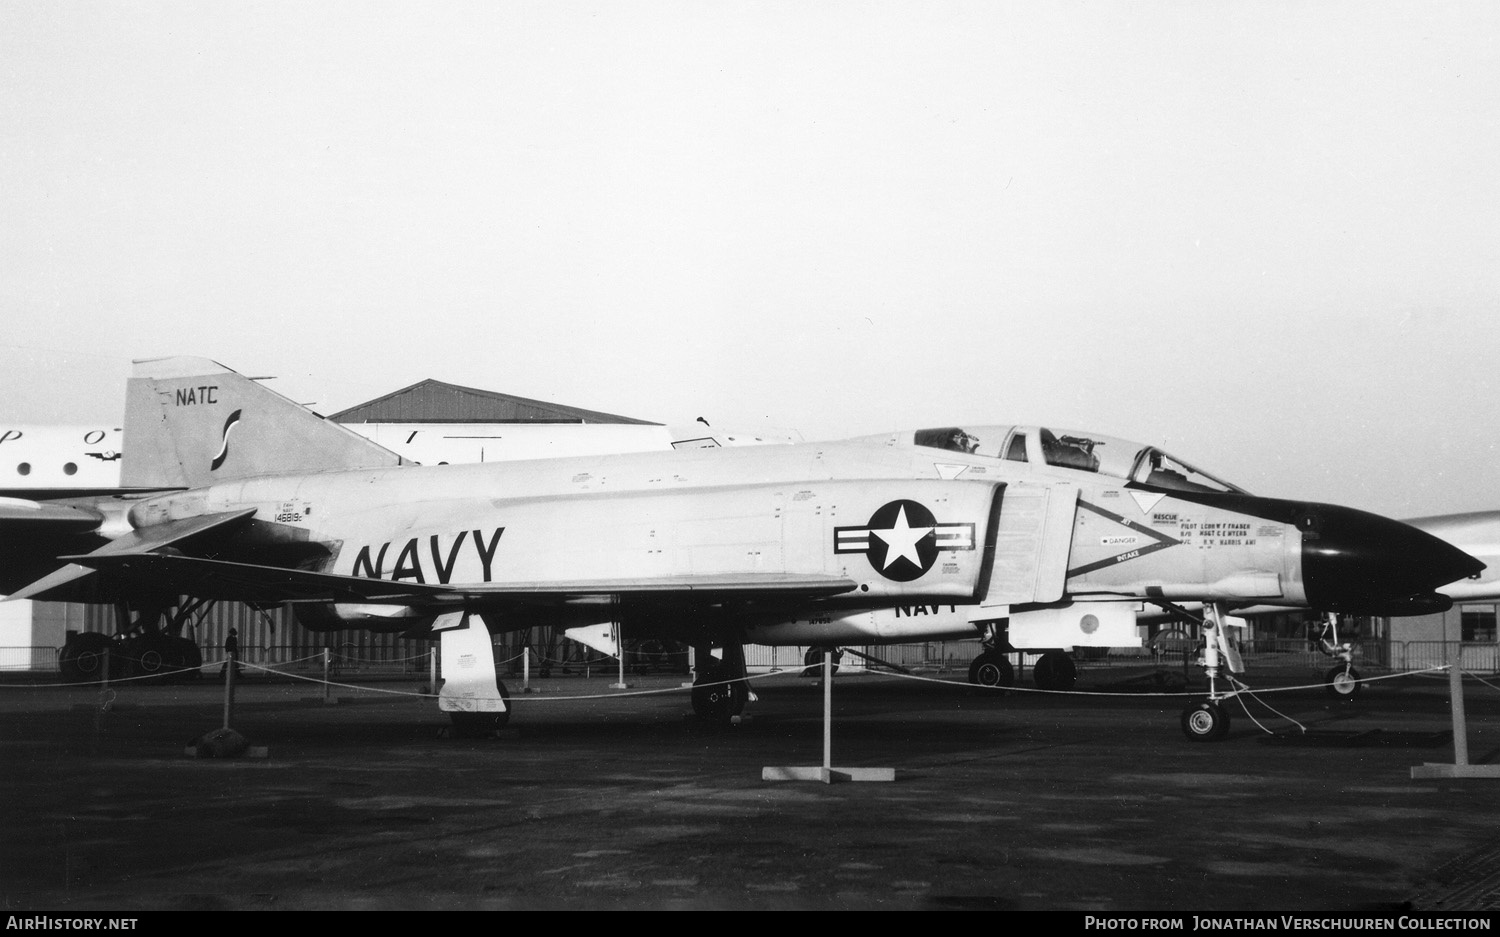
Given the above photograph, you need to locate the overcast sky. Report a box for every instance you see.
[3,2,1498,519]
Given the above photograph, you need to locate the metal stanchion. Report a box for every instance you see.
[184,649,264,759]
[763,648,894,784]
[222,651,237,730]
[1413,646,1500,779]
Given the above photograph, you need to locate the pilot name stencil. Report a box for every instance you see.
[352,528,505,583]
[1179,521,1259,548]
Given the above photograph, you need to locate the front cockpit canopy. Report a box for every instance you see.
[911,424,1245,494]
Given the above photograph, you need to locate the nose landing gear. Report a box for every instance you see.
[1179,603,1245,742]
[1317,614,1362,699]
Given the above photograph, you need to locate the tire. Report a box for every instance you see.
[804,647,840,675]
[691,666,747,723]
[1325,665,1362,699]
[1032,652,1077,691]
[1181,701,1230,742]
[177,639,204,681]
[58,633,113,684]
[449,680,512,737]
[135,640,169,680]
[968,651,1015,689]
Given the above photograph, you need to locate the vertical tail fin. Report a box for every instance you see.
[122,357,405,488]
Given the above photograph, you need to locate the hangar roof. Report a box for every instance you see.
[329,379,660,425]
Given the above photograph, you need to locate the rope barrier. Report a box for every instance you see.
[5,658,1496,712]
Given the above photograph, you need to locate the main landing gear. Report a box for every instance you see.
[691,642,750,725]
[434,611,512,738]
[57,599,207,684]
[964,646,1075,691]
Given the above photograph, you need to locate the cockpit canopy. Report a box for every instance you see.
[909,425,1245,494]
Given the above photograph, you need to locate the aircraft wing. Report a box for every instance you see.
[58,551,860,607]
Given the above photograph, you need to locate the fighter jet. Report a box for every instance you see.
[0,357,1481,741]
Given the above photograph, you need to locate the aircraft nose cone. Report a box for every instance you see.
[1299,504,1486,614]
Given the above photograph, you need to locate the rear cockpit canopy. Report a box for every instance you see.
[908,425,1246,494]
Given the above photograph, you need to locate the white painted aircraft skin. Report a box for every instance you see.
[0,425,124,489]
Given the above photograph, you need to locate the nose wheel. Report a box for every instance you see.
[1325,664,1362,699]
[1181,700,1231,741]
[1316,615,1362,700]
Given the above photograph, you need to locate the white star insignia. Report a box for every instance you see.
[869,505,934,570]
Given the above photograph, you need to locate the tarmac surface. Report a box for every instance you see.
[2,659,1499,914]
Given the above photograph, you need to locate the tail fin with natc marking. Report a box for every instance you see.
[122,357,406,488]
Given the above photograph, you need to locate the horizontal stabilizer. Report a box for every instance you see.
[7,509,260,601]
[4,563,97,601]
[76,508,259,557]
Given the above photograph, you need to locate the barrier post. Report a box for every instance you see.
[1412,645,1500,779]
[223,650,236,730]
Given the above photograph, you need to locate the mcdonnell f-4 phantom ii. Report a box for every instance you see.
[0,357,1483,741]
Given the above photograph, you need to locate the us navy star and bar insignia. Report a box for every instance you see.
[835,499,975,582]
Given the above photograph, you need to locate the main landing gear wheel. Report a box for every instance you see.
[968,650,1014,689]
[1181,701,1230,742]
[1032,652,1077,691]
[448,681,511,738]
[691,666,747,724]
[804,646,841,675]
[130,634,190,683]
[1325,666,1362,699]
[58,632,112,684]
[136,647,167,680]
